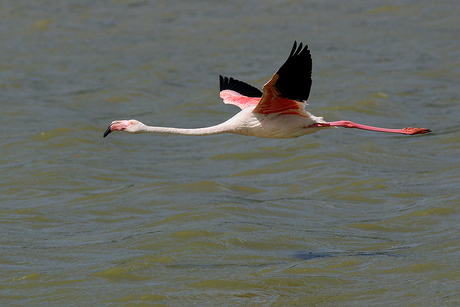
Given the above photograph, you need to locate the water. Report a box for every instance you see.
[1,0,459,306]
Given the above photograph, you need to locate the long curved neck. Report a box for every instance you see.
[141,123,232,136]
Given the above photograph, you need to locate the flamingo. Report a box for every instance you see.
[103,42,430,139]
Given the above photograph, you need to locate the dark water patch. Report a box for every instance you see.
[293,250,399,260]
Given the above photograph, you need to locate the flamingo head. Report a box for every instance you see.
[103,119,146,137]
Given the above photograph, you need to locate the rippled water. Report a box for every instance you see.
[1,0,460,306]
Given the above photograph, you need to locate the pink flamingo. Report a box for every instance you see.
[103,42,430,139]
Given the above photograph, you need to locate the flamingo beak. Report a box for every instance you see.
[103,121,129,138]
[103,123,113,138]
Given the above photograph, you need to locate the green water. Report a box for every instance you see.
[1,0,460,306]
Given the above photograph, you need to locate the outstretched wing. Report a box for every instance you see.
[253,42,313,116]
[219,75,262,110]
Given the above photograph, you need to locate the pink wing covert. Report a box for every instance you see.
[219,42,313,117]
[254,74,309,116]
[219,76,263,110]
[254,42,313,117]
[219,90,260,110]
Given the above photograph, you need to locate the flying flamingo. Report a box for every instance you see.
[103,42,430,139]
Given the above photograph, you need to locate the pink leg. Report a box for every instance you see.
[309,121,431,135]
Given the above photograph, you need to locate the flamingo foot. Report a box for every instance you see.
[401,127,432,135]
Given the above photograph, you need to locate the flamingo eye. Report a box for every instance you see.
[130,121,134,124]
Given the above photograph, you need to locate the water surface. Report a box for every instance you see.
[1,0,460,306]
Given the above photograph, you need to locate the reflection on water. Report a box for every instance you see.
[1,0,460,306]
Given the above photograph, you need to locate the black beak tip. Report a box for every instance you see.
[103,125,112,138]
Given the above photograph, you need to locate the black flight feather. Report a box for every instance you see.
[274,41,312,102]
[219,75,263,98]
